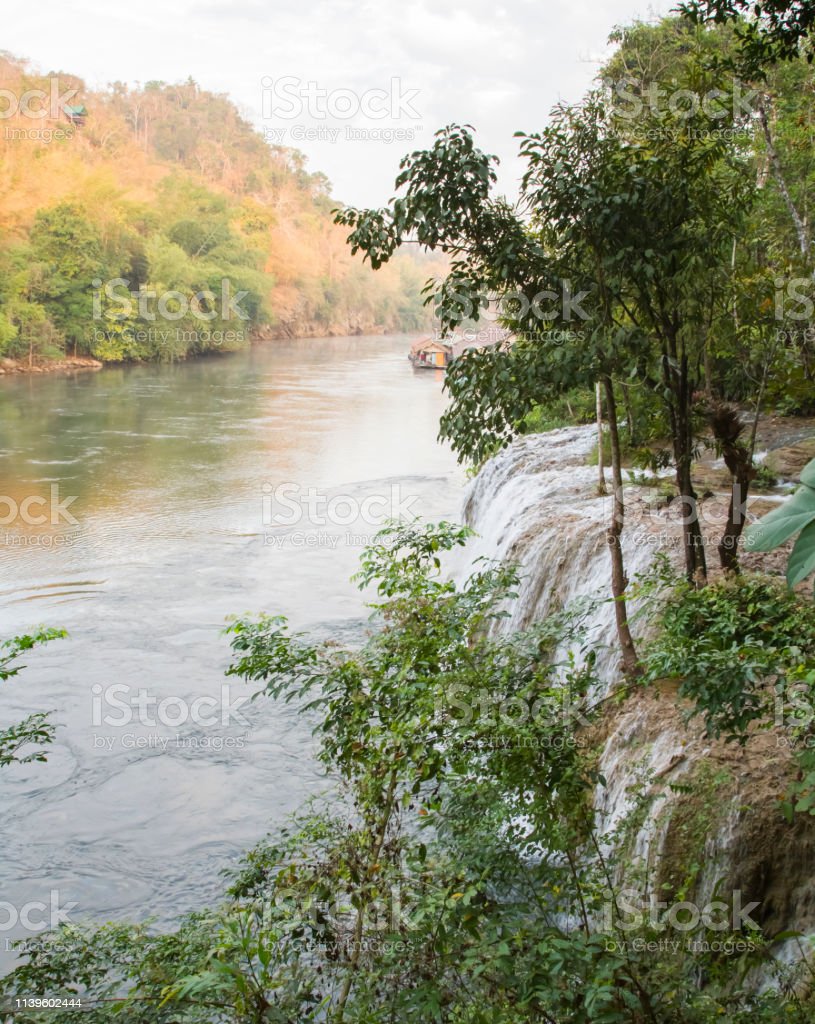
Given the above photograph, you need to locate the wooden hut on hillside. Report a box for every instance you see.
[63,104,87,127]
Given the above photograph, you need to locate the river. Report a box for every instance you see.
[0,336,463,960]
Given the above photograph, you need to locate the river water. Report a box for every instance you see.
[0,336,463,959]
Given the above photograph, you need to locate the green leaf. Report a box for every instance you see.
[801,458,815,490]
[788,519,815,587]
[743,485,815,551]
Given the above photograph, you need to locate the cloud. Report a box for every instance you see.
[4,0,672,205]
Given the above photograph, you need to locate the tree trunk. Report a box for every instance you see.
[758,94,809,258]
[673,403,707,585]
[596,381,606,495]
[703,340,713,398]
[718,463,752,573]
[603,375,640,678]
[622,382,636,447]
[709,404,755,573]
[661,345,707,584]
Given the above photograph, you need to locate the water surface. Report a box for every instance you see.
[0,336,462,958]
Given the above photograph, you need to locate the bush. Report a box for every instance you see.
[644,569,815,741]
[3,531,814,1023]
[521,387,596,433]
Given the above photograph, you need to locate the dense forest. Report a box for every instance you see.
[0,54,434,366]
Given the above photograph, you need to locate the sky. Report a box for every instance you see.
[4,0,671,207]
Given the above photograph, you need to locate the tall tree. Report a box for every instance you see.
[337,51,755,582]
[335,121,645,672]
[29,203,104,356]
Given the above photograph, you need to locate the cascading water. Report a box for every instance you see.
[461,425,672,683]
[460,426,815,965]
[460,425,687,852]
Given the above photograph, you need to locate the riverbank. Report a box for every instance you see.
[0,356,103,376]
[0,329,426,377]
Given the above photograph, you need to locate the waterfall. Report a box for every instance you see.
[460,424,683,856]
[460,427,815,966]
[461,425,672,685]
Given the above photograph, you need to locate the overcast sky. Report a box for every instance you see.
[6,0,671,207]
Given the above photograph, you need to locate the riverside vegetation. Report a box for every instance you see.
[1,473,815,1015]
[2,522,815,1022]
[4,4,815,1022]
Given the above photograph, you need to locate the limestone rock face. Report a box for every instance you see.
[765,439,815,481]
[592,684,815,942]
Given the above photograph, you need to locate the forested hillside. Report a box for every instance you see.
[0,54,434,364]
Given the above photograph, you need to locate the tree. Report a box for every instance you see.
[598,18,767,576]
[0,249,64,364]
[681,0,815,72]
[29,203,104,356]
[334,46,756,643]
[334,121,646,673]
